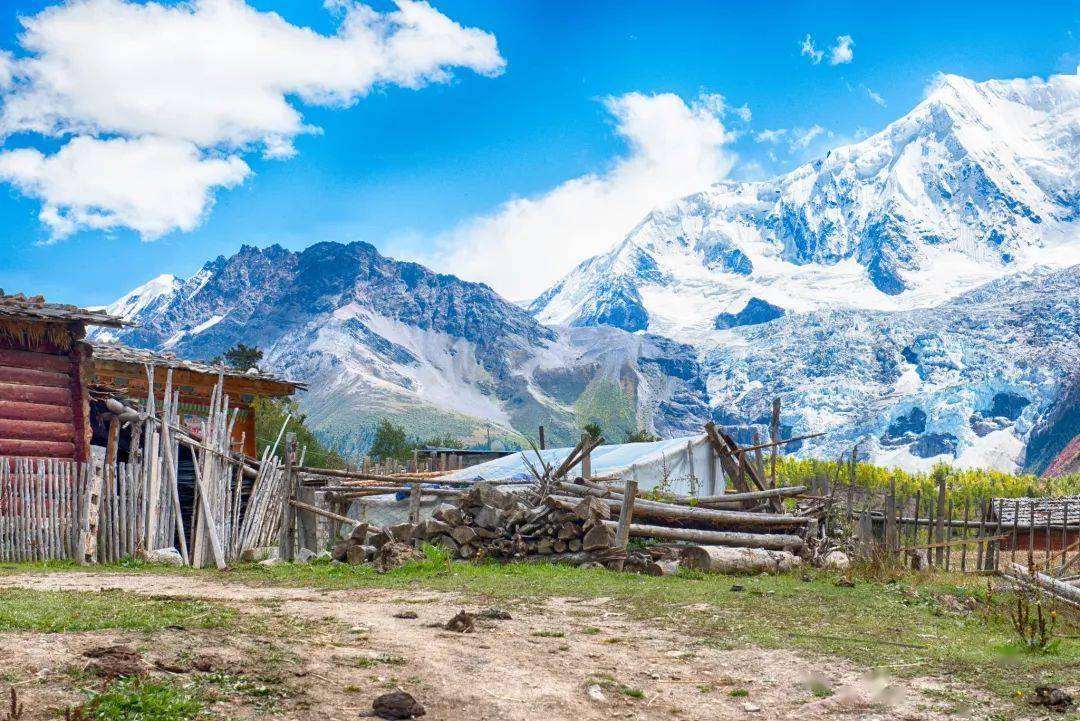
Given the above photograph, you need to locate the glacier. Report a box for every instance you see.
[96,70,1080,473]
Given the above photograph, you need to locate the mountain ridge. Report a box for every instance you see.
[97,70,1080,472]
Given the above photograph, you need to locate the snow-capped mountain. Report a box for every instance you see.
[98,70,1080,473]
[526,70,1080,472]
[96,242,709,455]
[532,73,1080,339]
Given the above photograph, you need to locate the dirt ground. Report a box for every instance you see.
[0,572,1004,720]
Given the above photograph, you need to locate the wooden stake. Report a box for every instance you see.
[615,477,638,548]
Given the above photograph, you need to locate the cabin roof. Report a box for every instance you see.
[0,291,127,328]
[90,342,306,391]
[990,496,1080,527]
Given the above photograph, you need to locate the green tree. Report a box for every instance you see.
[369,419,411,461]
[421,433,465,450]
[222,343,263,370]
[252,397,344,469]
[624,428,659,443]
[582,422,603,442]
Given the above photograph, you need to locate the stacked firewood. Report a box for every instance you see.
[329,477,819,575]
[330,484,633,569]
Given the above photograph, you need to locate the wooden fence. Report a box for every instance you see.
[806,473,1080,574]
[0,456,157,564]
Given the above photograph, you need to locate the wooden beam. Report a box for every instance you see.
[0,438,75,457]
[0,365,71,388]
[0,382,71,406]
[0,400,72,423]
[0,348,70,373]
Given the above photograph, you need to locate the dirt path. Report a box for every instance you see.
[0,572,991,720]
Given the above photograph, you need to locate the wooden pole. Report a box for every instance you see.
[408,482,422,526]
[189,452,226,570]
[599,520,805,550]
[538,425,545,450]
[580,432,592,480]
[281,432,297,562]
[288,498,359,528]
[934,473,947,566]
[615,478,638,548]
[769,397,781,487]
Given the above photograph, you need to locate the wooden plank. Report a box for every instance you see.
[0,418,75,442]
[0,365,71,388]
[0,348,70,373]
[0,382,71,406]
[0,400,72,423]
[0,438,75,458]
[615,478,638,548]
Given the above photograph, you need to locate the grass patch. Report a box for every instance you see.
[4,558,1080,710]
[0,589,235,633]
[729,688,749,698]
[530,630,564,638]
[356,654,408,668]
[74,678,202,721]
[194,671,289,711]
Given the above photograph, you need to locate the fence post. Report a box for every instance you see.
[885,478,897,558]
[934,474,947,567]
[581,432,592,480]
[615,477,638,549]
[281,432,297,562]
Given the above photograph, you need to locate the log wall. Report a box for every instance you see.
[0,343,85,461]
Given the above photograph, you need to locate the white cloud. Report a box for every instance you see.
[0,0,503,238]
[755,128,787,144]
[800,34,823,64]
[829,35,854,65]
[866,87,886,106]
[802,33,854,66]
[428,92,738,299]
[789,124,827,150]
[0,135,249,239]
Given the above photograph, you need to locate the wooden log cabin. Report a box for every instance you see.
[89,343,303,457]
[0,292,127,461]
[990,496,1080,551]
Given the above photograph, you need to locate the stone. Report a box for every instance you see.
[477,607,512,620]
[443,611,476,633]
[241,546,279,563]
[432,503,463,526]
[450,525,478,546]
[372,691,426,719]
[138,548,184,566]
[331,540,350,562]
[295,548,317,563]
[586,684,606,702]
[822,550,850,571]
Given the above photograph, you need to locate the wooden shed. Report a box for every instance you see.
[990,496,1080,551]
[0,292,126,461]
[89,343,303,457]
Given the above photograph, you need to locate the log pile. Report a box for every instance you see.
[329,478,813,575]
[330,484,634,569]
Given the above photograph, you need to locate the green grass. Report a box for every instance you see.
[0,588,236,633]
[75,678,203,721]
[4,556,1080,711]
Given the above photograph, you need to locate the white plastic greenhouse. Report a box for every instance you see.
[441,434,726,497]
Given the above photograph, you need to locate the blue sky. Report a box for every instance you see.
[0,0,1078,306]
